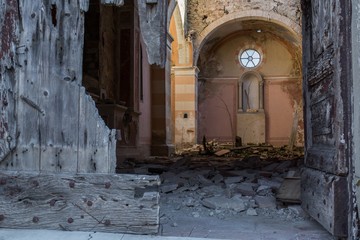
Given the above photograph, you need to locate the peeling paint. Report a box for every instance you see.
[187,0,301,40]
[0,0,18,162]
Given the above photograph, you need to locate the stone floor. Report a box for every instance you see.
[161,213,332,239]
[0,147,334,240]
[119,150,333,240]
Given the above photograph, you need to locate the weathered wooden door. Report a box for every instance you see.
[301,0,352,237]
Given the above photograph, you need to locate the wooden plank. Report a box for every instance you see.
[301,167,347,237]
[0,1,117,174]
[78,88,116,174]
[214,149,230,157]
[0,171,160,234]
[35,0,85,172]
[9,1,44,171]
[276,177,300,203]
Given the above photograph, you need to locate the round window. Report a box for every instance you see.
[239,49,261,68]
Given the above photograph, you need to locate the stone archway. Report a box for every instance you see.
[194,11,303,146]
[193,10,302,66]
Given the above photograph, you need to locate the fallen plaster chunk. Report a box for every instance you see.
[256,185,273,196]
[288,205,307,218]
[192,212,200,218]
[257,178,282,189]
[234,182,257,196]
[199,185,225,197]
[254,195,277,209]
[211,173,224,184]
[183,197,196,207]
[246,208,258,216]
[276,177,301,203]
[161,183,179,193]
[201,195,247,212]
[224,176,245,185]
[197,174,213,186]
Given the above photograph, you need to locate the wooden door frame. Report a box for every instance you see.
[301,0,355,238]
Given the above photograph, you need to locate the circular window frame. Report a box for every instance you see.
[239,49,262,69]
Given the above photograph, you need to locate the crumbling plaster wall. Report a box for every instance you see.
[197,32,303,146]
[186,0,301,38]
[183,0,303,146]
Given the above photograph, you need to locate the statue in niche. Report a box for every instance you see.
[238,71,264,113]
[242,74,260,112]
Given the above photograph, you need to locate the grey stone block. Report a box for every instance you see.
[224,176,245,185]
[234,182,257,196]
[246,208,258,216]
[254,195,277,209]
[161,183,179,193]
[201,195,247,212]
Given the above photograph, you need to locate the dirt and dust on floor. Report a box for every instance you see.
[118,142,332,239]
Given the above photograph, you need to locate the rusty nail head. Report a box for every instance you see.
[104,219,111,226]
[33,216,39,223]
[67,218,74,224]
[32,180,39,187]
[0,178,6,185]
[69,181,75,188]
[87,200,93,207]
[105,182,111,189]
[49,199,56,206]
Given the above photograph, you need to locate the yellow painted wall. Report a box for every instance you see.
[170,6,198,148]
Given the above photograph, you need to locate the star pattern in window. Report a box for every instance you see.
[239,49,261,68]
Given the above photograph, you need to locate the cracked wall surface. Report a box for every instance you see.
[187,0,301,36]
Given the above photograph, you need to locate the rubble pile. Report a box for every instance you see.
[123,144,304,173]
[118,144,307,231]
[176,142,304,161]
[158,157,305,224]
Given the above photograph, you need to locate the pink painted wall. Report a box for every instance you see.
[198,80,237,142]
[197,32,302,146]
[264,80,295,145]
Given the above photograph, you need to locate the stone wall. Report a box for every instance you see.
[186,0,301,36]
